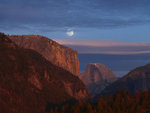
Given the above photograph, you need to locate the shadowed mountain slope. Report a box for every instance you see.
[101,63,150,96]
[0,33,90,113]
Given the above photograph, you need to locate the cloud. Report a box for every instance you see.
[54,38,150,54]
[54,38,150,47]
[0,0,150,33]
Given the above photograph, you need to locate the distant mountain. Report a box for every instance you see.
[101,63,150,96]
[79,63,117,97]
[9,35,79,76]
[0,33,90,113]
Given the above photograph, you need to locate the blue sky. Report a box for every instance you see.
[0,0,150,42]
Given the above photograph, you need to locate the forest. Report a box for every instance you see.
[47,89,150,113]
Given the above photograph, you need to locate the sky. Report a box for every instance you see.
[0,0,150,42]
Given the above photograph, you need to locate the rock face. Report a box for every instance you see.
[0,33,90,113]
[80,63,116,97]
[9,35,80,76]
[101,63,150,96]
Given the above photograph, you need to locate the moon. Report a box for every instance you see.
[66,29,74,36]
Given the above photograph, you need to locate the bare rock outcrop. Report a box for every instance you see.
[80,63,117,97]
[0,33,90,113]
[9,35,80,76]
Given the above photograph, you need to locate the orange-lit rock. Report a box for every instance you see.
[9,35,80,76]
[0,33,90,113]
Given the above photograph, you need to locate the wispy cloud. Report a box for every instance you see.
[1,0,150,42]
[0,0,150,31]
[54,38,150,47]
[54,38,150,54]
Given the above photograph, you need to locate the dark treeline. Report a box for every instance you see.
[47,89,150,113]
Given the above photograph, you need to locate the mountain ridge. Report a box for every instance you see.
[100,63,150,96]
[0,33,90,113]
[80,63,116,96]
[9,35,80,76]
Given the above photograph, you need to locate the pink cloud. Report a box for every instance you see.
[54,38,150,47]
[54,38,150,54]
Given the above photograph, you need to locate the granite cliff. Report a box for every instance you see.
[80,63,116,97]
[9,35,80,76]
[0,33,90,113]
[101,63,150,96]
